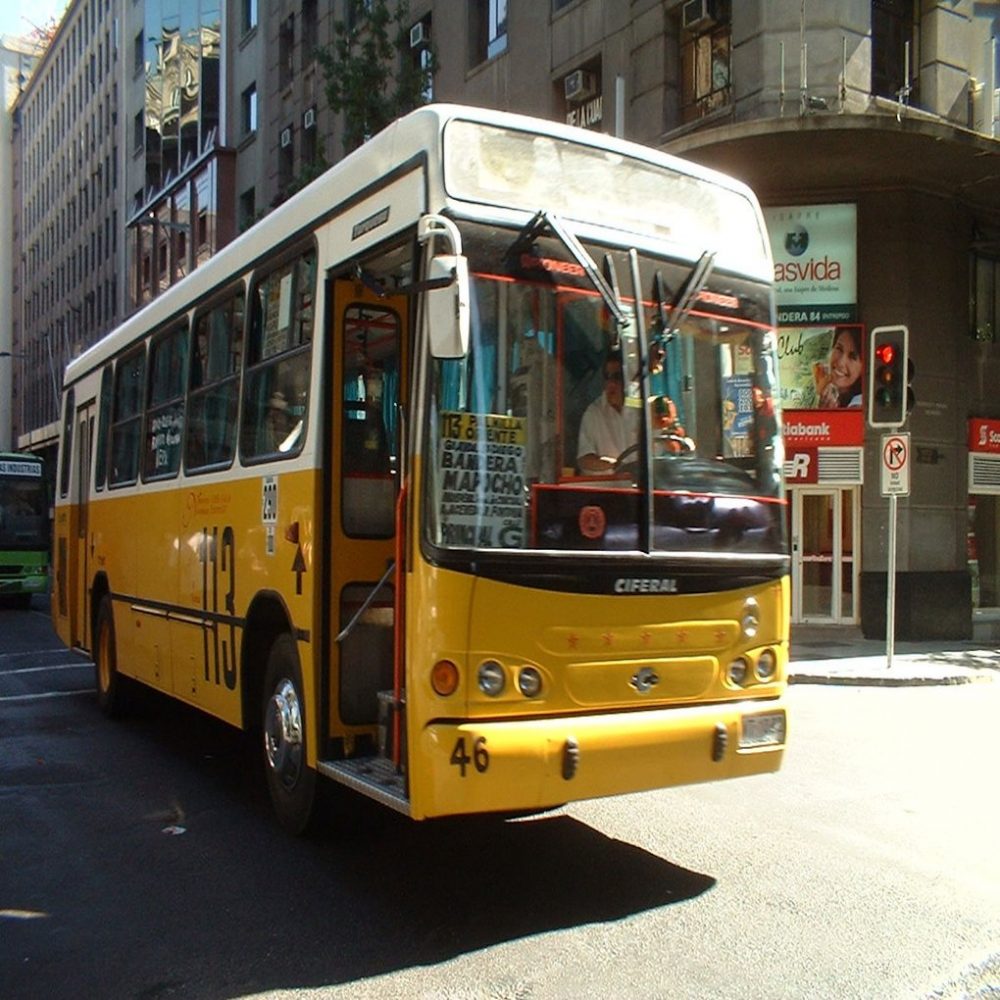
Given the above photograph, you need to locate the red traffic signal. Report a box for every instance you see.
[874,343,895,366]
[868,326,909,428]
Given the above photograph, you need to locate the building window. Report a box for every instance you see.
[302,0,317,52]
[133,28,144,75]
[239,187,256,231]
[133,110,144,153]
[348,0,373,33]
[871,0,918,102]
[680,0,731,124]
[241,83,257,136]
[409,15,434,102]
[242,0,258,35]
[302,109,317,169]
[279,15,295,90]
[972,254,999,343]
[279,126,294,191]
[470,0,507,67]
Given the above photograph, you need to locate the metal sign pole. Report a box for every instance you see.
[886,492,897,669]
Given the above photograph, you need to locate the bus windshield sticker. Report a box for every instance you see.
[438,412,526,549]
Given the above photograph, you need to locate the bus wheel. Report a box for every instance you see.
[95,596,127,718]
[262,634,316,834]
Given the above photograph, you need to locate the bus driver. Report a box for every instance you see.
[576,354,639,474]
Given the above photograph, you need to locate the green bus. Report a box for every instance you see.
[0,453,49,608]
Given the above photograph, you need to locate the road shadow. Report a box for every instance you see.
[2,690,716,1000]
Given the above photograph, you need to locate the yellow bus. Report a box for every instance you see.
[52,105,788,831]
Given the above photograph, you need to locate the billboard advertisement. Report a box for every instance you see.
[764,203,857,325]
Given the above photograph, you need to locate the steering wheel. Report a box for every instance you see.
[613,443,641,471]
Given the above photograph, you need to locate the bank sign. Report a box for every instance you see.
[764,203,857,324]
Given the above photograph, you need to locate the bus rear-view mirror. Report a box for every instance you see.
[427,254,470,359]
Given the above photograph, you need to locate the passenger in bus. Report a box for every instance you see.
[576,354,639,473]
[265,391,302,453]
[652,395,693,454]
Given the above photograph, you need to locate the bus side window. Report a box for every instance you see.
[241,248,316,462]
[94,365,113,490]
[186,288,244,472]
[143,322,189,480]
[109,346,146,487]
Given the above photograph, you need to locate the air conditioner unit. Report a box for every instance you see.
[681,0,716,32]
[303,107,315,129]
[409,21,429,49]
[564,69,597,103]
[280,127,292,148]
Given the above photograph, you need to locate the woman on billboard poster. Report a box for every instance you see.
[813,326,863,408]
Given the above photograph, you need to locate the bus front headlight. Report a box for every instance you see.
[756,648,778,681]
[478,659,506,697]
[517,666,542,698]
[727,658,750,686]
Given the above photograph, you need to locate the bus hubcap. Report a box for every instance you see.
[264,679,303,789]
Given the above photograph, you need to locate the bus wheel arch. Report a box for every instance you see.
[240,591,293,733]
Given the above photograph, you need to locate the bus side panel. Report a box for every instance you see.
[172,468,317,729]
[92,492,164,689]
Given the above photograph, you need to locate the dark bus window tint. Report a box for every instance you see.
[109,347,146,487]
[241,248,316,461]
[94,365,113,490]
[144,323,189,480]
[59,388,75,498]
[186,288,245,472]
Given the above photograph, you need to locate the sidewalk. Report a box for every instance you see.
[789,624,1000,686]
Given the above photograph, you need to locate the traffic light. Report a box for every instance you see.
[868,325,909,428]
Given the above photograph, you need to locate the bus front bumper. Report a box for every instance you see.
[411,699,787,819]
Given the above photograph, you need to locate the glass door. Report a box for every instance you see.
[790,487,858,623]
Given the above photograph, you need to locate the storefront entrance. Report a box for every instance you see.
[789,487,859,624]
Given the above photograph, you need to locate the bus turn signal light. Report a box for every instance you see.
[431,659,459,696]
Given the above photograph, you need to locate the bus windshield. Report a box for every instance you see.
[0,471,48,549]
[425,220,784,557]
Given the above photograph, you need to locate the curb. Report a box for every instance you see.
[788,671,991,687]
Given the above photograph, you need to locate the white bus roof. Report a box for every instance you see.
[65,103,770,385]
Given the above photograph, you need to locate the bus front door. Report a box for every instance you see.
[328,276,405,755]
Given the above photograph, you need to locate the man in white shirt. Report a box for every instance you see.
[576,355,638,473]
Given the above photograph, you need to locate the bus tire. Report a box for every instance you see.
[95,595,128,718]
[262,633,316,834]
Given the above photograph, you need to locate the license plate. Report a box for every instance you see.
[739,710,786,749]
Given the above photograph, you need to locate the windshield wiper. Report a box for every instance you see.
[657,250,717,345]
[506,211,629,331]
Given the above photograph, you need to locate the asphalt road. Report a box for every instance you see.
[2,601,998,999]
